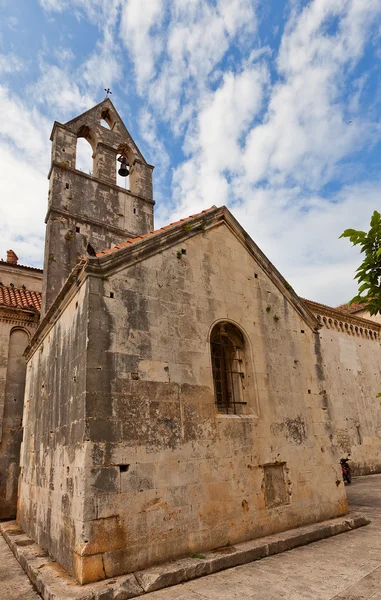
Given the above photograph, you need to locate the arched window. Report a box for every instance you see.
[76,125,96,174]
[100,108,115,130]
[100,118,111,130]
[76,137,93,174]
[210,322,247,414]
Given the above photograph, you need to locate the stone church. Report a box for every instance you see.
[0,99,380,584]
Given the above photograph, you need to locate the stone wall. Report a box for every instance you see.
[0,312,38,519]
[42,99,154,315]
[306,301,381,475]
[19,217,348,584]
[78,221,346,582]
[0,263,42,290]
[18,281,89,578]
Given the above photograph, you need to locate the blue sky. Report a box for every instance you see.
[1,0,381,305]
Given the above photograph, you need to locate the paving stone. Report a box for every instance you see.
[0,534,40,600]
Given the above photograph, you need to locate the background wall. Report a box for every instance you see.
[306,301,381,475]
[0,323,33,519]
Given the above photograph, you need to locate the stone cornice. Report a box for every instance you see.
[305,299,380,339]
[0,306,39,326]
[47,161,155,206]
[44,205,137,238]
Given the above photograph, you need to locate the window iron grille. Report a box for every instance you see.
[211,323,246,414]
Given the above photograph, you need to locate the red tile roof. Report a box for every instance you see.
[335,301,368,314]
[96,207,216,257]
[0,285,41,312]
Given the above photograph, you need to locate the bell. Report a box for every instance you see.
[117,156,129,177]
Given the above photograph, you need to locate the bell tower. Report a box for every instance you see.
[41,98,154,315]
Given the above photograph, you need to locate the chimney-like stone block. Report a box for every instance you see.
[6,250,18,265]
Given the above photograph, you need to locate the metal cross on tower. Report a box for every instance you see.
[104,88,112,97]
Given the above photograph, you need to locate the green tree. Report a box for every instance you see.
[340,210,381,316]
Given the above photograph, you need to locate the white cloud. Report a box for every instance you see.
[0,53,24,75]
[121,0,257,130]
[6,0,381,307]
[120,0,165,93]
[0,86,50,168]
[38,0,122,115]
[39,0,121,22]
[138,107,170,172]
[30,65,95,118]
[0,87,50,266]
[163,0,381,304]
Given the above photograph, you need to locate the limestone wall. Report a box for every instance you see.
[18,281,89,578]
[305,301,381,475]
[19,219,349,585]
[78,222,347,582]
[0,264,42,290]
[42,99,154,315]
[0,310,38,519]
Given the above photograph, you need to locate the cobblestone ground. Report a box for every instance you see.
[0,533,40,599]
[1,475,381,600]
[146,474,381,600]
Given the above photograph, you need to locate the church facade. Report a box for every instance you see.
[1,99,380,584]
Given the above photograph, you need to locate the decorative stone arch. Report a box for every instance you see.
[100,107,116,131]
[208,319,258,416]
[75,125,97,174]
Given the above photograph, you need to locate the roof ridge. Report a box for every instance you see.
[0,284,42,313]
[0,283,42,294]
[96,206,217,258]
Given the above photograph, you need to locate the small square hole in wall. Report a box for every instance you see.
[300,330,305,334]
[119,464,130,473]
[308,389,311,394]
[110,292,114,298]
[133,208,136,214]
[254,273,258,278]
[181,248,186,255]
[131,372,139,380]
[75,226,80,233]
[66,183,70,189]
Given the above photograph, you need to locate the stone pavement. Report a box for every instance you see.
[145,474,381,600]
[0,532,40,600]
[1,474,381,600]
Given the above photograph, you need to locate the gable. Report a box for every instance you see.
[53,98,147,164]
[93,206,318,331]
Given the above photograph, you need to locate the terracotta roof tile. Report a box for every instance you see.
[96,207,216,257]
[0,285,41,312]
[335,301,367,314]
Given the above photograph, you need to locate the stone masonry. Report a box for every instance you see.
[6,99,381,586]
[42,99,154,315]
[0,255,42,519]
